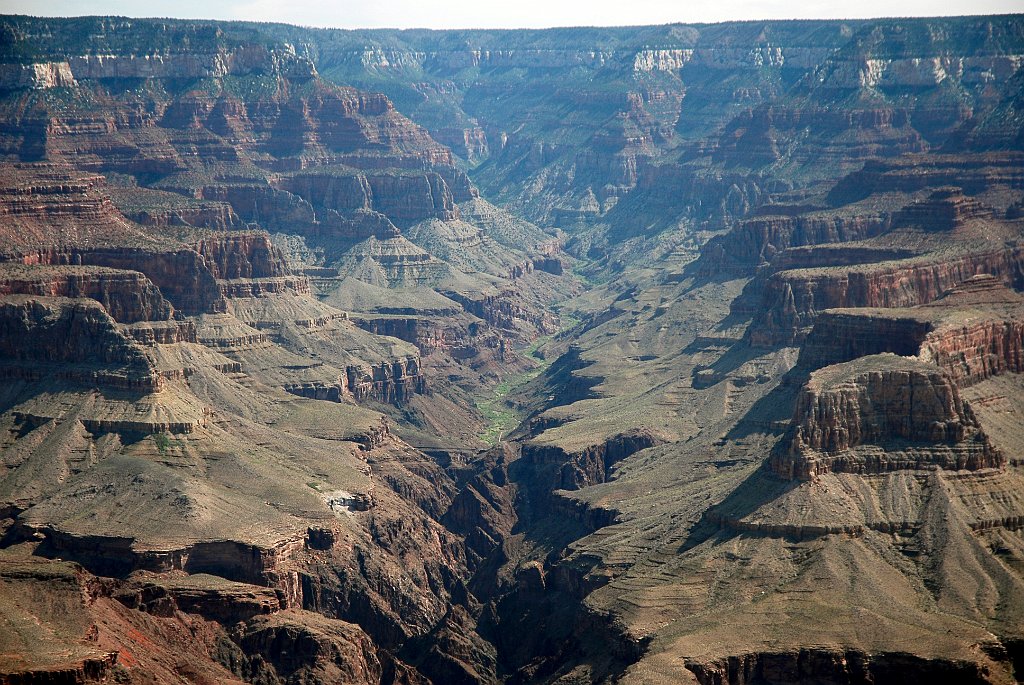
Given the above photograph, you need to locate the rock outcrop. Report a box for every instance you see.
[284,357,425,405]
[114,575,282,623]
[0,165,156,253]
[891,188,994,231]
[0,295,160,391]
[798,275,1024,386]
[828,153,1024,205]
[747,244,1024,346]
[920,321,1024,387]
[353,316,459,354]
[0,44,317,86]
[797,309,934,370]
[521,429,665,492]
[772,355,1003,480]
[280,170,466,226]
[11,231,299,317]
[193,233,290,280]
[0,264,172,323]
[685,649,991,685]
[25,247,227,316]
[441,289,557,335]
[697,210,888,274]
[232,613,412,685]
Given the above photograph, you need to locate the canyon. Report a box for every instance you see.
[0,12,1022,685]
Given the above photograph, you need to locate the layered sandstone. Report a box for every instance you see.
[747,244,1024,346]
[37,46,318,82]
[772,354,1002,480]
[828,153,1024,205]
[441,290,557,334]
[114,574,282,623]
[922,317,1024,385]
[280,170,463,225]
[697,210,889,273]
[284,357,426,405]
[0,295,160,392]
[521,430,665,491]
[797,310,933,369]
[353,316,456,353]
[0,264,172,323]
[0,47,472,248]
[22,529,306,596]
[232,613,410,685]
[25,247,226,316]
[685,649,991,685]
[799,276,1024,386]
[107,187,241,231]
[712,104,928,170]
[193,232,291,280]
[335,237,450,287]
[0,166,158,253]
[891,188,994,230]
[14,232,296,317]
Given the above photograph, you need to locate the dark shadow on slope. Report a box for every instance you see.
[678,462,799,553]
[511,345,602,440]
[723,379,801,442]
[687,338,762,389]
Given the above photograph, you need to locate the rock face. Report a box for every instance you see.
[281,171,465,226]
[799,276,1024,386]
[109,189,242,231]
[747,244,1024,346]
[27,247,228,316]
[121,581,278,626]
[0,175,428,410]
[0,27,475,260]
[0,264,172,323]
[26,529,305,594]
[285,356,425,405]
[920,319,1024,386]
[827,153,1024,205]
[0,61,77,89]
[697,211,889,274]
[0,295,160,391]
[0,44,317,87]
[17,234,297,317]
[798,310,934,370]
[0,166,155,252]
[353,316,456,354]
[231,613,404,685]
[892,187,993,231]
[685,649,991,685]
[193,233,290,281]
[521,430,665,491]
[441,289,557,335]
[773,355,1002,480]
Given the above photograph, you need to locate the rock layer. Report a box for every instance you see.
[773,355,1002,480]
[748,244,1024,346]
[799,276,1024,387]
[0,264,172,323]
[0,295,160,392]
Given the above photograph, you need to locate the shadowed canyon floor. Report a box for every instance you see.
[0,13,1023,685]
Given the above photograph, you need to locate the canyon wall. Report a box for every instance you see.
[747,244,1024,346]
[0,295,161,391]
[772,355,1003,480]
